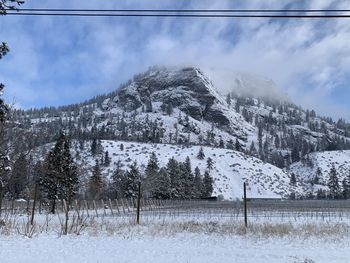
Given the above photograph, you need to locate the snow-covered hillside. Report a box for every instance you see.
[33,140,304,200]
[290,150,350,188]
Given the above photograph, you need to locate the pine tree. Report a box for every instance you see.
[8,153,28,199]
[193,166,203,198]
[290,173,297,186]
[110,160,125,198]
[197,147,205,160]
[314,168,322,185]
[150,167,171,199]
[328,165,340,199]
[166,157,181,199]
[124,161,140,198]
[183,157,194,198]
[91,138,98,156]
[144,152,160,194]
[88,160,104,200]
[0,1,24,207]
[202,170,214,197]
[104,151,111,166]
[341,177,350,199]
[40,132,78,213]
[206,157,214,172]
[145,152,159,177]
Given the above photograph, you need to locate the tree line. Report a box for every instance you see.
[1,132,214,213]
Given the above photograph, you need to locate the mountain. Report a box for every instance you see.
[7,66,350,199]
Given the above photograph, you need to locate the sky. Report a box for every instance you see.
[1,0,350,120]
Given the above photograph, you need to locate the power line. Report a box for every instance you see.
[3,8,350,18]
[4,8,350,13]
[4,12,350,18]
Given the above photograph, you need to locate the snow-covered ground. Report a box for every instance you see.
[1,231,349,263]
[2,203,350,263]
[34,140,304,200]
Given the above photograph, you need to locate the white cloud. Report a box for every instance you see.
[0,0,350,120]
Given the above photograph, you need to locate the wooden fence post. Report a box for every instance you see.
[108,199,114,216]
[63,199,69,235]
[101,200,107,216]
[136,182,141,224]
[93,200,98,217]
[74,200,80,220]
[243,182,248,228]
[115,199,120,215]
[30,184,38,225]
[84,200,90,217]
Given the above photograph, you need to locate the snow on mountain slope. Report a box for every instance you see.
[34,140,304,200]
[289,150,350,186]
[102,67,255,140]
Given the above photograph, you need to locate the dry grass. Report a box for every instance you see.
[1,213,350,240]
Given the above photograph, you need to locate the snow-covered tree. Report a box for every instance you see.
[206,157,214,172]
[124,161,140,198]
[202,170,213,197]
[88,160,104,200]
[104,150,111,166]
[193,166,203,198]
[40,132,78,213]
[328,165,340,199]
[197,147,205,160]
[149,167,171,199]
[8,153,28,199]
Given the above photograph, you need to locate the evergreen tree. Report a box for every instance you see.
[197,147,205,160]
[219,139,225,148]
[91,138,98,156]
[328,165,340,199]
[88,160,104,200]
[193,166,203,198]
[110,160,125,198]
[226,139,234,150]
[104,151,111,166]
[144,152,160,194]
[290,173,297,186]
[291,146,300,163]
[206,157,214,172]
[202,170,214,197]
[145,152,159,177]
[166,157,181,199]
[8,153,28,199]
[314,168,322,185]
[150,167,171,199]
[0,1,24,207]
[91,138,102,156]
[40,132,78,213]
[124,161,140,198]
[341,177,350,199]
[183,157,194,198]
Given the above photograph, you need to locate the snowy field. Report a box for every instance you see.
[1,232,350,263]
[1,200,350,263]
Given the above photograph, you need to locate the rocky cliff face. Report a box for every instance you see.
[106,67,252,140]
